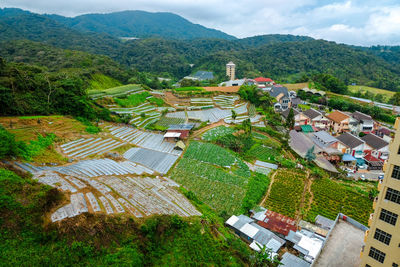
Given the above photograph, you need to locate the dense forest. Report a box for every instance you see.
[2,8,400,91]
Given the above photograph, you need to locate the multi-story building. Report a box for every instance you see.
[360,117,400,266]
[226,61,236,80]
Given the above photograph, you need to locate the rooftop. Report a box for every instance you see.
[164,132,181,138]
[168,124,195,131]
[254,77,274,82]
[361,133,389,150]
[336,132,364,149]
[301,125,314,133]
[315,215,335,230]
[256,210,297,236]
[312,131,338,146]
[281,108,300,119]
[281,252,311,267]
[314,219,365,267]
[326,110,350,123]
[303,108,322,120]
[351,111,372,122]
[192,71,214,81]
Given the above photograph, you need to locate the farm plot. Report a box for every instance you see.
[155,116,186,128]
[244,143,281,163]
[60,138,125,158]
[306,178,373,225]
[202,126,236,141]
[124,147,179,174]
[186,108,231,123]
[184,142,251,178]
[213,95,239,109]
[264,169,307,218]
[190,98,214,105]
[170,158,247,214]
[88,84,143,99]
[109,126,183,155]
[165,111,187,120]
[17,158,154,177]
[33,169,201,222]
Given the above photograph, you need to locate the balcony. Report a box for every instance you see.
[373,197,378,210]
[378,179,383,191]
[368,213,374,227]
[364,230,369,242]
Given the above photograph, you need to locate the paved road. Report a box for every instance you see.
[348,171,383,181]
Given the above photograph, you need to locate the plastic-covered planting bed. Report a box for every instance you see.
[110,127,182,155]
[33,171,77,192]
[123,147,179,174]
[232,103,248,114]
[51,193,88,222]
[61,138,124,158]
[165,111,187,120]
[186,108,231,123]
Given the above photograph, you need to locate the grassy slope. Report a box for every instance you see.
[87,73,122,91]
[348,85,395,98]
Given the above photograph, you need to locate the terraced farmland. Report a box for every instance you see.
[202,126,236,141]
[124,147,179,174]
[264,169,307,217]
[306,178,374,225]
[60,138,125,158]
[26,167,201,222]
[88,84,143,99]
[108,126,183,155]
[155,116,186,128]
[186,108,231,123]
[213,95,239,109]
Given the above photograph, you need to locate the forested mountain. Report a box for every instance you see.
[0,8,123,56]
[2,8,400,91]
[47,10,236,40]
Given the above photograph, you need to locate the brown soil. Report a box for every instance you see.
[203,86,240,93]
[164,91,190,106]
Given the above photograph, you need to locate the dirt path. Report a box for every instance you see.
[191,120,230,138]
[259,170,278,207]
[295,170,313,222]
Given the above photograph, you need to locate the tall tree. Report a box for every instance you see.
[305,145,316,161]
[285,108,295,129]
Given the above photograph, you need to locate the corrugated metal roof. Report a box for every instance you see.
[240,223,259,238]
[168,124,195,130]
[226,215,239,226]
[281,252,311,267]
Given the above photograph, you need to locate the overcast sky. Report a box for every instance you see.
[2,0,400,46]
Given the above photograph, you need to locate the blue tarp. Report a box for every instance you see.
[356,158,365,166]
[342,153,356,162]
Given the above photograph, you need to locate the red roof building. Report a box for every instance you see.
[256,210,297,236]
[254,77,274,83]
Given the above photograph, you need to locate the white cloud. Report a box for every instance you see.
[1,0,400,45]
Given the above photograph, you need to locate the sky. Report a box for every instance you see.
[2,0,400,46]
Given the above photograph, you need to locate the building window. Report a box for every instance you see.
[379,208,398,225]
[385,187,400,204]
[369,247,386,263]
[393,263,399,267]
[374,228,392,245]
[392,165,400,180]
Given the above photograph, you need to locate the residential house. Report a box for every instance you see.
[336,132,365,158]
[291,97,302,109]
[254,77,274,87]
[363,151,384,170]
[310,131,342,163]
[349,111,375,134]
[303,108,329,130]
[225,214,285,253]
[219,78,247,87]
[361,133,389,160]
[281,108,308,126]
[374,126,394,143]
[325,110,350,134]
[269,85,291,111]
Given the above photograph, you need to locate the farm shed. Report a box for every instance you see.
[175,141,186,150]
[163,132,181,142]
[166,123,195,139]
[315,215,335,230]
[225,215,285,253]
[298,220,329,237]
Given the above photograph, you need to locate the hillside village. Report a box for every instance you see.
[2,59,396,266]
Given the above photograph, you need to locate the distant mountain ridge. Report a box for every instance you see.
[46,10,236,40]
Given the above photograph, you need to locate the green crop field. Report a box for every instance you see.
[88,84,142,98]
[155,117,186,128]
[202,126,236,141]
[171,158,247,214]
[348,85,395,99]
[114,92,151,107]
[306,178,374,225]
[264,169,306,218]
[244,143,281,163]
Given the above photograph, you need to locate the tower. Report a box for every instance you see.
[360,117,400,266]
[226,61,235,81]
